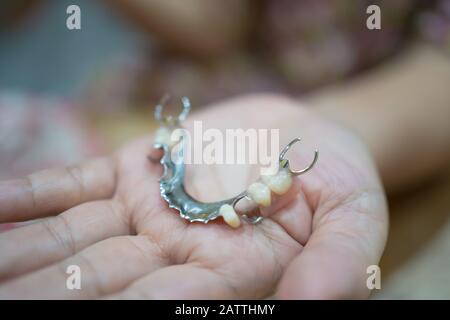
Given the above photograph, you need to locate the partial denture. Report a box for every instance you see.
[152,96,318,228]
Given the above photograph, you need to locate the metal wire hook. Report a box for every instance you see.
[279,137,319,176]
[155,94,191,126]
[231,192,264,225]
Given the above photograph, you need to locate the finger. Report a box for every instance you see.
[0,235,168,299]
[0,200,129,280]
[276,190,388,299]
[105,263,235,299]
[0,157,116,222]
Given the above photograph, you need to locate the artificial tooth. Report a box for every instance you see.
[154,127,177,147]
[247,182,271,207]
[219,204,241,228]
[261,168,292,195]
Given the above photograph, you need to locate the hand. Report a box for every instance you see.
[0,94,388,299]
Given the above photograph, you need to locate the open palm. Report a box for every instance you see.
[0,95,388,299]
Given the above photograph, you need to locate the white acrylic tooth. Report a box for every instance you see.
[220,204,241,228]
[247,182,271,207]
[261,169,292,195]
[154,127,171,145]
[154,127,177,147]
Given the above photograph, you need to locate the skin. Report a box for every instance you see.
[109,0,250,58]
[309,43,450,194]
[0,94,387,299]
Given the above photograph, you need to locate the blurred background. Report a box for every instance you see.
[1,0,450,298]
